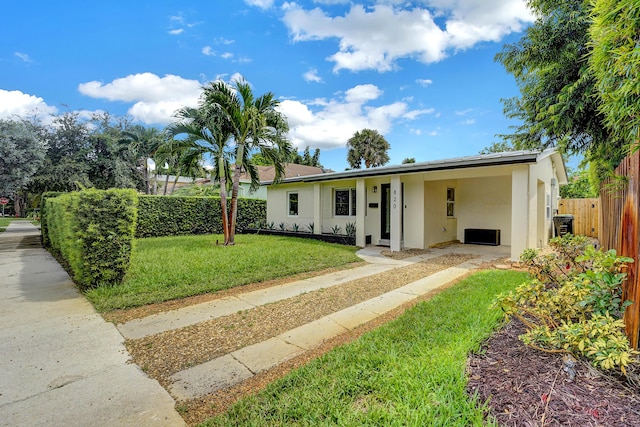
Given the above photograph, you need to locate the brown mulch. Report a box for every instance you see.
[467,319,640,427]
[126,253,477,391]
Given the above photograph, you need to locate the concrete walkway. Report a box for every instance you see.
[0,221,185,427]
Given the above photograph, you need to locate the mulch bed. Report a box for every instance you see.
[467,319,640,426]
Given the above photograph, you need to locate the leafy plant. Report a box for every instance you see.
[266,221,275,230]
[329,224,342,235]
[278,222,287,231]
[291,223,300,232]
[345,222,356,238]
[496,234,637,374]
[306,222,314,233]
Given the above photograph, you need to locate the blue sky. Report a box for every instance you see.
[0,0,537,172]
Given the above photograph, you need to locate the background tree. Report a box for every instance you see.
[0,119,46,215]
[123,124,163,194]
[200,78,292,245]
[495,0,626,178]
[589,0,640,146]
[402,157,416,164]
[28,112,93,194]
[479,141,513,155]
[346,129,390,169]
[560,167,599,198]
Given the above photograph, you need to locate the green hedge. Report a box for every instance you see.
[40,191,64,247]
[46,189,138,290]
[136,196,266,238]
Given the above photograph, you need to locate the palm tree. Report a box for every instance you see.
[346,129,390,169]
[165,107,235,244]
[124,125,163,194]
[200,77,292,245]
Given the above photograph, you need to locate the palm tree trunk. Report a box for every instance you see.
[219,164,230,245]
[227,144,245,245]
[170,167,181,194]
[163,171,171,195]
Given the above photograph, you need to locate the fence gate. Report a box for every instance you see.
[557,198,599,238]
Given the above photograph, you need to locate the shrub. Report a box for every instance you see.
[496,234,637,374]
[40,191,64,247]
[46,189,138,290]
[136,195,266,238]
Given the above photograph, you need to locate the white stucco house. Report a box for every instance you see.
[265,149,568,260]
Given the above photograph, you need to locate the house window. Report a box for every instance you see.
[288,192,299,216]
[446,188,455,218]
[546,194,551,220]
[335,188,356,216]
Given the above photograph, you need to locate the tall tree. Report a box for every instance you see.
[0,119,46,215]
[589,0,640,146]
[200,78,292,245]
[495,0,626,173]
[28,112,93,193]
[346,129,390,169]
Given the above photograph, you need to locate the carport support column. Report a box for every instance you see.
[356,179,366,247]
[313,183,322,235]
[390,176,402,252]
[511,166,529,260]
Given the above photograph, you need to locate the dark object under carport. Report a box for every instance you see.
[553,214,574,236]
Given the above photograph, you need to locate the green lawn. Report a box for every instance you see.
[201,269,529,427]
[85,234,361,312]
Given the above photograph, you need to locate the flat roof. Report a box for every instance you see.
[264,150,543,185]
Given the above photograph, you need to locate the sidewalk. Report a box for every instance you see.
[0,221,185,427]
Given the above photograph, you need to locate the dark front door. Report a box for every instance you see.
[381,183,391,240]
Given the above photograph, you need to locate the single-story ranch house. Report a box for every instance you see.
[265,149,568,261]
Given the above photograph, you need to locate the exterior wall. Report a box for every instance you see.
[528,155,556,248]
[424,180,459,247]
[266,183,315,230]
[456,176,512,246]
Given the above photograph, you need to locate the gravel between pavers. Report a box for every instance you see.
[125,253,477,393]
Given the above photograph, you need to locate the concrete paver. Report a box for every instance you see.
[0,221,185,427]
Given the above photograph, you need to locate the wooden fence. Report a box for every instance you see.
[600,151,640,349]
[557,198,599,238]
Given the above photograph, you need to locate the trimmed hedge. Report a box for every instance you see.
[136,195,266,238]
[46,189,138,290]
[40,191,64,247]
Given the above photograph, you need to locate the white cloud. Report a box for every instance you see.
[0,89,57,120]
[168,29,184,35]
[14,52,33,63]
[78,73,202,125]
[245,0,274,9]
[461,118,476,125]
[277,83,432,150]
[303,68,322,83]
[282,0,534,72]
[416,78,433,87]
[202,46,215,56]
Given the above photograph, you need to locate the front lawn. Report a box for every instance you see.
[201,269,529,427]
[85,234,361,312]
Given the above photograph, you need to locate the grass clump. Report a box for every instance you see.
[201,269,528,427]
[85,234,360,311]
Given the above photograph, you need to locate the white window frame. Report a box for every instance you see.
[446,188,455,218]
[288,192,299,217]
[334,188,356,217]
